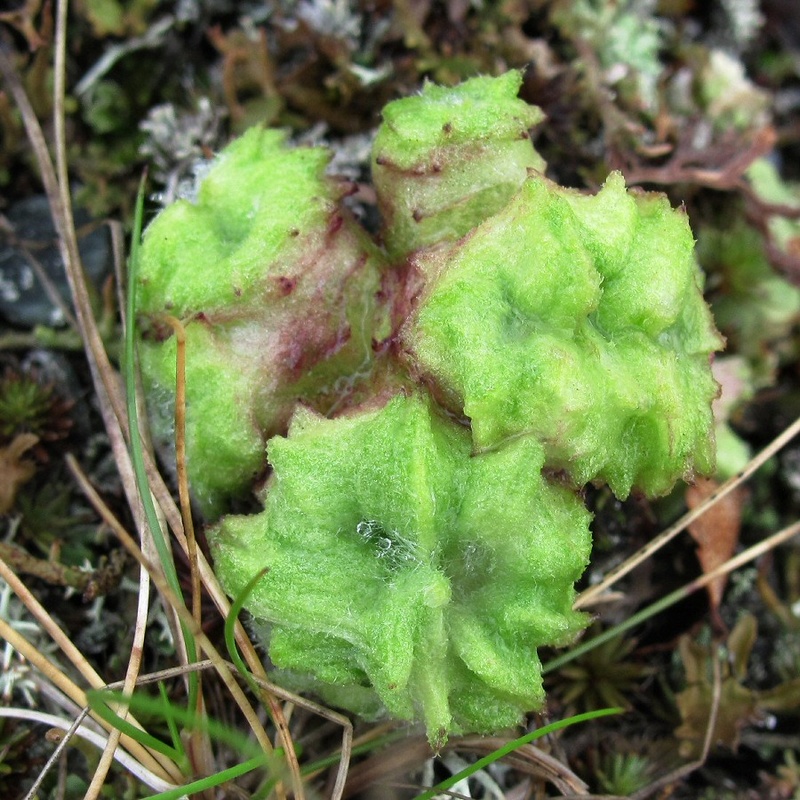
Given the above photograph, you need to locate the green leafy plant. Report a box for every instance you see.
[596,750,654,795]
[135,70,722,747]
[213,393,591,749]
[136,127,388,516]
[371,70,545,257]
[547,625,655,713]
[400,170,721,498]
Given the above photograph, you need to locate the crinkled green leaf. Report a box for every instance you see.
[136,127,388,515]
[209,393,591,747]
[372,70,546,258]
[402,172,723,498]
[138,323,267,517]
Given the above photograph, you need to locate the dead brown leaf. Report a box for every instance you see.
[0,432,39,514]
[686,477,747,619]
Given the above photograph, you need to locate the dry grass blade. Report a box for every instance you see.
[3,6,303,793]
[65,454,302,795]
[341,736,431,798]
[23,659,264,800]
[342,734,587,798]
[576,412,800,609]
[0,0,189,654]
[0,708,176,797]
[682,517,800,598]
[84,561,151,800]
[126,190,301,793]
[152,310,212,778]
[19,706,91,800]
[96,653,352,793]
[4,5,793,797]
[243,671,354,800]
[0,555,181,783]
[546,516,800,675]
[455,737,589,795]
[0,13,116,415]
[0,614,179,784]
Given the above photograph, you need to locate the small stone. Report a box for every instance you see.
[0,196,111,329]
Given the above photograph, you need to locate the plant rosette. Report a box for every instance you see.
[136,69,723,745]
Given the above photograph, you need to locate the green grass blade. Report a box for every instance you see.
[91,688,265,759]
[413,707,623,800]
[542,589,685,675]
[546,517,800,675]
[157,681,186,764]
[142,756,267,800]
[224,568,269,694]
[125,173,199,705]
[87,689,182,761]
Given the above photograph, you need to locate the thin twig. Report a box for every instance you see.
[0,556,178,780]
[629,636,723,800]
[0,540,123,596]
[21,705,90,800]
[84,561,152,800]
[0,615,178,783]
[546,517,800,674]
